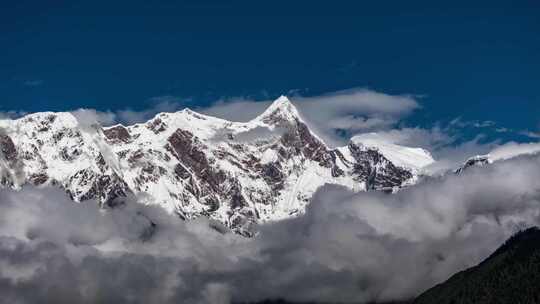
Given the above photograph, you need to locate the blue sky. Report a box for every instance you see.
[1,0,539,141]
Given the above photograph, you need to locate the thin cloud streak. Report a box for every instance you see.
[199,88,420,146]
[2,88,536,175]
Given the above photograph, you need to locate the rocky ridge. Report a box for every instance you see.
[0,96,435,235]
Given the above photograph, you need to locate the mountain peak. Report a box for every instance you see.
[271,95,294,107]
[254,96,302,124]
[351,133,435,171]
[454,154,492,174]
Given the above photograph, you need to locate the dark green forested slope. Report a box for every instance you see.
[413,227,540,304]
[243,228,540,304]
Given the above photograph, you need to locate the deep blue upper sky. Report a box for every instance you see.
[1,1,539,134]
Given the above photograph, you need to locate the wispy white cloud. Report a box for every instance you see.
[349,126,499,174]
[519,130,540,139]
[115,96,186,125]
[10,88,413,140]
[0,110,28,120]
[67,96,187,127]
[199,88,420,146]
[3,87,537,175]
[449,117,496,129]
[489,141,540,161]
[99,89,419,146]
[350,126,454,150]
[196,97,270,122]
[71,108,117,126]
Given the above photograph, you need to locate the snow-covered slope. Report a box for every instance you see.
[0,96,434,235]
[351,133,435,172]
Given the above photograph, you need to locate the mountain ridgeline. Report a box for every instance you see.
[0,97,434,235]
[1,98,539,303]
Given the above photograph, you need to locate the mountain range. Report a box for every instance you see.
[2,96,540,303]
[0,96,437,235]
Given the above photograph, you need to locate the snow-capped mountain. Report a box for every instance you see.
[0,96,434,235]
[454,155,492,174]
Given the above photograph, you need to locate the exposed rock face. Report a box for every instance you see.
[348,141,413,191]
[103,125,132,143]
[0,134,20,187]
[0,134,17,162]
[0,97,434,235]
[455,155,492,174]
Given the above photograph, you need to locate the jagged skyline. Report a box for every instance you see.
[1,2,539,303]
[1,1,539,142]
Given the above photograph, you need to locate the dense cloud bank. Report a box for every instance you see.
[1,154,540,303]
